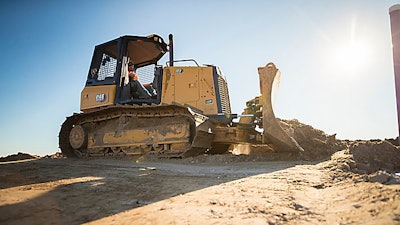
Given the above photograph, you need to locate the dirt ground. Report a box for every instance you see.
[1,120,400,225]
[0,149,399,225]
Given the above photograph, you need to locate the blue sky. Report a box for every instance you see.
[0,0,398,156]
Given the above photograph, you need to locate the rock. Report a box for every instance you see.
[368,171,392,183]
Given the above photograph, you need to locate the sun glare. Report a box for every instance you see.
[333,40,371,76]
[329,16,373,78]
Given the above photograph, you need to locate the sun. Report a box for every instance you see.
[333,39,371,77]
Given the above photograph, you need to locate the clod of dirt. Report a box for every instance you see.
[368,171,400,184]
[0,152,40,162]
[41,152,65,159]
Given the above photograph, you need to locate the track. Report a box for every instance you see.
[59,104,215,158]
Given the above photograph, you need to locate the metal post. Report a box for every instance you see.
[389,5,400,143]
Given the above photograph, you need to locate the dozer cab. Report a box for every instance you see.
[59,34,303,158]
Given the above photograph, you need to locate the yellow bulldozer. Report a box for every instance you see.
[59,34,303,158]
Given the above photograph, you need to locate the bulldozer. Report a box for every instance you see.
[59,34,303,158]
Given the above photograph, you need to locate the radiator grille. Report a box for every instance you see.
[217,74,231,114]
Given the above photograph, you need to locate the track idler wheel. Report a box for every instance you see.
[69,125,87,150]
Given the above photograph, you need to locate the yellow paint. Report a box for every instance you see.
[161,66,218,114]
[87,123,190,148]
[80,85,116,111]
[213,126,252,144]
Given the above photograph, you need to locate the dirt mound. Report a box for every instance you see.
[321,140,400,184]
[279,119,348,160]
[0,152,40,162]
[346,140,400,173]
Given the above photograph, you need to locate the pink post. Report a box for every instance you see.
[390,5,400,143]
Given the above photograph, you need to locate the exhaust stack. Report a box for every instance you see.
[169,34,174,66]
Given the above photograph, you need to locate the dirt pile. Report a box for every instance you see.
[279,119,348,160]
[0,152,64,162]
[322,140,400,184]
[277,119,400,184]
[347,140,400,173]
[0,152,39,162]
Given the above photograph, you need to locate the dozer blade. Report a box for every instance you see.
[258,63,304,152]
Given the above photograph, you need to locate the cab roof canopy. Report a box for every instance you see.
[100,34,168,67]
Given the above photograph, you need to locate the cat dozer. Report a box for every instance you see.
[59,34,303,158]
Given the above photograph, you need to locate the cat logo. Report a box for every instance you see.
[95,93,106,102]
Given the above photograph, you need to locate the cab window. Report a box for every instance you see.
[86,40,118,86]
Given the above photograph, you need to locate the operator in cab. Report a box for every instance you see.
[128,62,151,99]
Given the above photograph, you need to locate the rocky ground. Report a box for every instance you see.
[0,120,399,225]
